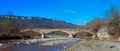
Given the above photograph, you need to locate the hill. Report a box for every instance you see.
[0,15,77,29]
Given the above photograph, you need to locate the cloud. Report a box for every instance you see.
[63,10,77,13]
[71,11,77,13]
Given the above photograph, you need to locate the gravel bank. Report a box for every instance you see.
[66,40,120,51]
[40,38,79,45]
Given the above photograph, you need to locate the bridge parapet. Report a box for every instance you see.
[21,28,95,38]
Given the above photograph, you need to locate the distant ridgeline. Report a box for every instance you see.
[0,15,77,29]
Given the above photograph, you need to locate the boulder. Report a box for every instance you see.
[118,37,120,41]
[97,27,111,40]
[0,43,3,47]
[68,34,74,38]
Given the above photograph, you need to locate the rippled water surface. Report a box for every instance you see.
[0,39,81,51]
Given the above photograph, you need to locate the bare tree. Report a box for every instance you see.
[86,18,104,32]
[0,12,21,34]
[105,6,120,35]
[86,18,104,39]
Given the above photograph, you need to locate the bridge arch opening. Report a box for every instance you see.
[20,30,42,39]
[45,31,69,38]
[74,31,93,39]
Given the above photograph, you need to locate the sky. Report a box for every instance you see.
[0,0,120,25]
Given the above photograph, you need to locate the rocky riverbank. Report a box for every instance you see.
[66,40,120,51]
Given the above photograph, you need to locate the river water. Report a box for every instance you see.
[0,39,81,51]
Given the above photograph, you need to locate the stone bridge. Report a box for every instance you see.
[21,28,95,38]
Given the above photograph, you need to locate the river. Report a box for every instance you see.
[0,38,81,51]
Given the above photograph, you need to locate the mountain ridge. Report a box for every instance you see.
[0,15,78,29]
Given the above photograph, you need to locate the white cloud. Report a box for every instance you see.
[64,10,77,14]
[71,11,77,13]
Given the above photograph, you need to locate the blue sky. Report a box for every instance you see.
[0,0,120,25]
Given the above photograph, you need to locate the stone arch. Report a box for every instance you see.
[20,30,42,39]
[45,30,70,38]
[74,31,94,39]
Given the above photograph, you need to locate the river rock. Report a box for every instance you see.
[0,43,3,47]
[68,34,73,38]
[97,27,111,40]
[117,37,120,41]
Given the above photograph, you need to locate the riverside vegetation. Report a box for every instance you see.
[0,6,120,51]
[65,6,120,51]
